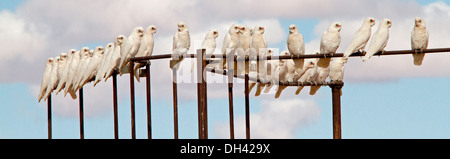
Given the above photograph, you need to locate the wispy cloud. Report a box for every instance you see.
[213,98,320,139]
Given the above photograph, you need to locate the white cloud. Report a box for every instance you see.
[213,98,320,139]
[6,0,450,117]
[304,1,450,82]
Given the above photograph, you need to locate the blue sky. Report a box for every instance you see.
[1,0,450,139]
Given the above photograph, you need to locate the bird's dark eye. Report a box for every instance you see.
[181,25,184,27]
[259,27,262,30]
[293,27,296,29]
[235,26,238,29]
[419,20,422,23]
[370,19,374,22]
[242,28,245,30]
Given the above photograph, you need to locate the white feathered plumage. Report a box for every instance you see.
[362,18,392,62]
[411,17,429,66]
[343,17,376,59]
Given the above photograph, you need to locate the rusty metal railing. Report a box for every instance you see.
[46,47,450,139]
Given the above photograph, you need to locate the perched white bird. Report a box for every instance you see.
[55,49,76,95]
[330,57,347,96]
[318,22,342,68]
[330,57,347,82]
[362,18,392,62]
[276,51,315,98]
[411,17,429,66]
[38,57,54,102]
[250,25,267,77]
[119,26,144,75]
[254,48,272,96]
[343,17,376,58]
[309,63,331,95]
[104,35,126,81]
[202,29,219,55]
[236,25,252,75]
[287,24,305,69]
[221,24,241,69]
[133,25,156,81]
[73,48,93,91]
[65,47,88,98]
[172,21,191,70]
[77,46,104,90]
[295,58,318,95]
[274,51,296,98]
[55,53,67,92]
[43,56,60,101]
[94,43,114,86]
[199,29,219,71]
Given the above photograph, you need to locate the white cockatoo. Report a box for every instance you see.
[309,63,331,95]
[78,46,104,89]
[250,25,267,77]
[236,25,252,75]
[55,53,67,92]
[318,22,342,68]
[254,48,272,96]
[330,57,347,82]
[221,24,241,69]
[55,49,76,95]
[119,26,144,75]
[343,17,376,58]
[65,47,88,98]
[248,26,267,95]
[104,35,126,81]
[38,57,54,102]
[73,48,93,91]
[411,17,429,66]
[275,51,315,98]
[362,18,392,62]
[172,21,191,70]
[133,25,156,81]
[295,58,318,95]
[202,29,219,55]
[43,56,60,101]
[287,24,305,69]
[274,51,294,98]
[200,29,219,70]
[94,43,114,86]
[330,57,347,96]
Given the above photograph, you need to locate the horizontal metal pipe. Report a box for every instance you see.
[129,48,450,62]
[205,67,343,87]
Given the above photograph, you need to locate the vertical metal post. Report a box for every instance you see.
[331,84,343,139]
[47,94,52,139]
[79,88,84,139]
[227,58,235,139]
[244,74,250,139]
[112,71,119,139]
[202,49,208,139]
[197,49,208,139]
[172,67,179,139]
[146,63,152,139]
[129,62,136,139]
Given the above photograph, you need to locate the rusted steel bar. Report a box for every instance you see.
[172,67,179,139]
[330,84,344,139]
[47,94,52,139]
[227,60,235,139]
[130,47,450,62]
[206,67,343,86]
[112,71,119,139]
[79,88,84,139]
[202,49,208,139]
[129,62,136,139]
[146,63,152,139]
[244,74,250,139]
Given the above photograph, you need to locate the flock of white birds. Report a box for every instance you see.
[38,17,429,102]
